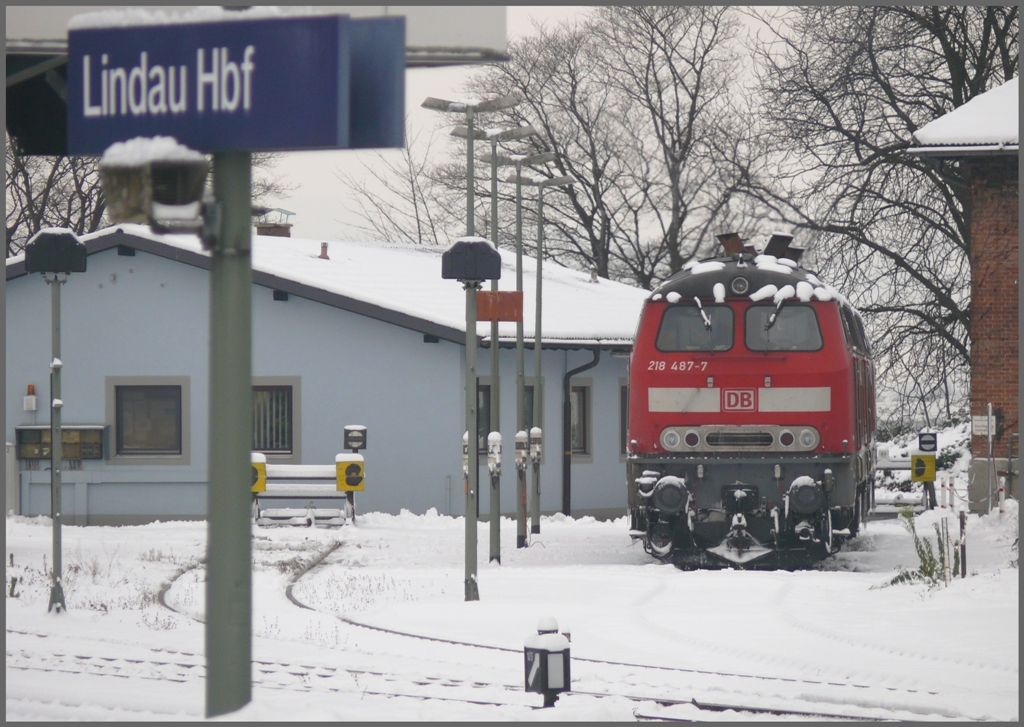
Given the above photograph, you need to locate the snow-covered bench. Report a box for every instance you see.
[251,453,364,527]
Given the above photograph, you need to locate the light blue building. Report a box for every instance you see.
[6,225,648,525]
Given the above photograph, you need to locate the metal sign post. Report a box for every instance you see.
[204,151,254,716]
[67,11,405,718]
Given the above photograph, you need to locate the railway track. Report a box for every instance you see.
[132,537,986,722]
[283,543,961,722]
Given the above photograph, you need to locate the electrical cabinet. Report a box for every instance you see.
[15,425,106,460]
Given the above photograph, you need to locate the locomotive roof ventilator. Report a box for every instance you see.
[715,230,805,263]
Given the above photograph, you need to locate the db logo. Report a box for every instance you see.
[723,389,755,411]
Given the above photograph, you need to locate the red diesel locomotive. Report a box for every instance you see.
[627,233,875,568]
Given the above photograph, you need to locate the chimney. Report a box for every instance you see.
[255,222,292,238]
[319,242,330,260]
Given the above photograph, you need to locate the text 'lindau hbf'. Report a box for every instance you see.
[81,47,256,118]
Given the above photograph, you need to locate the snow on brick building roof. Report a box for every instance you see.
[8,225,648,347]
[910,77,1018,155]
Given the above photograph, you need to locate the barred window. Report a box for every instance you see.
[253,386,292,454]
[570,385,590,455]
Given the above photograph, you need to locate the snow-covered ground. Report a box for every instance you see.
[6,482,1017,722]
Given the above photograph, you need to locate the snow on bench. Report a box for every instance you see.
[251,453,364,528]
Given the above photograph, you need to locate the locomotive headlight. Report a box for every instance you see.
[684,430,700,448]
[798,428,819,449]
[779,429,795,447]
[730,276,750,295]
[661,429,681,450]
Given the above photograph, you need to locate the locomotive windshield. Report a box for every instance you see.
[656,305,733,352]
[745,304,823,351]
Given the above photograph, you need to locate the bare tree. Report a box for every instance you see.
[335,124,463,246]
[457,7,759,289]
[592,6,753,277]
[745,5,1017,422]
[250,152,298,211]
[462,20,648,280]
[6,134,106,257]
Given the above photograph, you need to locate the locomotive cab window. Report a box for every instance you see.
[655,304,733,352]
[839,305,871,355]
[852,310,871,355]
[745,304,823,352]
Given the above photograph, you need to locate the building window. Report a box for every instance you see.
[253,386,292,454]
[476,383,492,454]
[524,383,544,431]
[116,385,182,455]
[620,383,630,455]
[570,385,590,455]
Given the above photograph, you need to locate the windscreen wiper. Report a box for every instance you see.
[693,297,712,331]
[765,299,785,332]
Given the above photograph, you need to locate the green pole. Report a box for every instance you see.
[47,275,67,614]
[531,186,544,535]
[489,138,501,563]
[514,161,527,549]
[466,108,475,236]
[205,151,253,717]
[465,281,481,601]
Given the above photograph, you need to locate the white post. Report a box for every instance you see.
[986,403,994,514]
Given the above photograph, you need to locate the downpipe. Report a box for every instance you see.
[561,349,600,516]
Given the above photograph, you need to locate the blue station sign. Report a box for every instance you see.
[67,14,404,154]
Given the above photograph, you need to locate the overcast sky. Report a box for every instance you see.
[267,7,594,241]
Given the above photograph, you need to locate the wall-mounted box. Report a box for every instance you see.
[15,425,107,460]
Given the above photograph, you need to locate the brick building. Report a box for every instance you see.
[910,77,1019,511]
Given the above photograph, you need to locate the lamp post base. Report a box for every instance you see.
[47,583,66,613]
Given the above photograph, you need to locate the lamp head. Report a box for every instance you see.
[99,136,208,226]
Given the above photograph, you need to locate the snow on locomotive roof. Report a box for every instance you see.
[651,253,846,306]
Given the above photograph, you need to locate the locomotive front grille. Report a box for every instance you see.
[659,424,821,453]
[705,431,773,447]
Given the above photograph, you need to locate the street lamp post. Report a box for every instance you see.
[426,95,517,597]
[442,238,502,601]
[499,152,557,547]
[23,229,88,615]
[422,94,521,236]
[457,125,538,562]
[516,174,577,535]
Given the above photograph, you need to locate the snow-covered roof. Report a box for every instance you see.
[7,225,648,348]
[910,77,1018,156]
